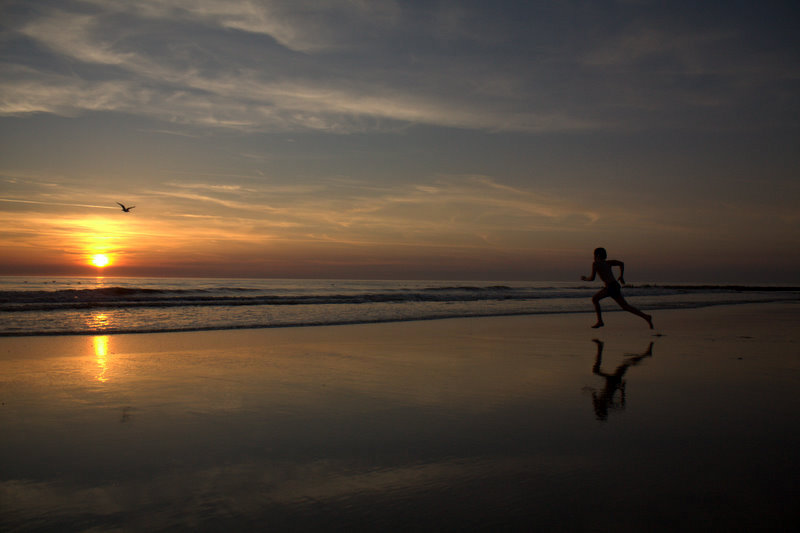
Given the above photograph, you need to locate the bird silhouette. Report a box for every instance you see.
[116,202,135,212]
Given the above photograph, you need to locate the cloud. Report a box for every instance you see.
[19,10,134,65]
[80,0,403,53]
[0,172,601,261]
[146,175,600,249]
[1,1,603,132]
[1,2,797,135]
[0,198,117,210]
[0,68,148,116]
[583,26,730,70]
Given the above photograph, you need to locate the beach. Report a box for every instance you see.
[1,302,798,531]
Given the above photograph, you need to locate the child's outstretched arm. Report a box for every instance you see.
[581,263,597,281]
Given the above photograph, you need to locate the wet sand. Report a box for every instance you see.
[1,302,799,531]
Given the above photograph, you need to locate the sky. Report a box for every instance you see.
[1,0,798,282]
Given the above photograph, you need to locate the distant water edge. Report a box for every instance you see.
[1,277,798,336]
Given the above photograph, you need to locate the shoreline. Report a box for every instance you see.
[1,298,798,338]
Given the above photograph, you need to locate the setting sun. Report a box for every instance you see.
[91,254,110,267]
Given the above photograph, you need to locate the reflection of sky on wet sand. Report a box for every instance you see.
[1,308,798,530]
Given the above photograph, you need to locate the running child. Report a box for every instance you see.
[581,247,653,329]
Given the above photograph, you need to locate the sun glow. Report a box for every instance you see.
[91,254,111,267]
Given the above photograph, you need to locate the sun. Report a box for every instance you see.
[91,254,111,267]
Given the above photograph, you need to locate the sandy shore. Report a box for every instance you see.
[1,302,799,531]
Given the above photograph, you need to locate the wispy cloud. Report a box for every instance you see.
[142,175,601,250]
[0,198,117,209]
[8,1,786,133]
[2,172,601,256]
[80,0,403,53]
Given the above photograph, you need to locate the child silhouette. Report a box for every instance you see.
[581,247,653,329]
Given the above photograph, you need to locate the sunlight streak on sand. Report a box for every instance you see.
[93,335,110,383]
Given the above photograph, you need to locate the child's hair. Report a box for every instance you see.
[593,247,607,260]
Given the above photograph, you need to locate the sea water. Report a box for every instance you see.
[1,276,798,336]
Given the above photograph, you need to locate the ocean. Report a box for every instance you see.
[1,276,798,336]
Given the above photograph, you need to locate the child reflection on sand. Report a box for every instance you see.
[586,339,653,421]
[581,247,653,329]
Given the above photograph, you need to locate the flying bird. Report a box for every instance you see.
[116,202,135,212]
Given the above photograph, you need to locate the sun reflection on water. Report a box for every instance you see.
[94,335,110,383]
[90,312,111,330]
